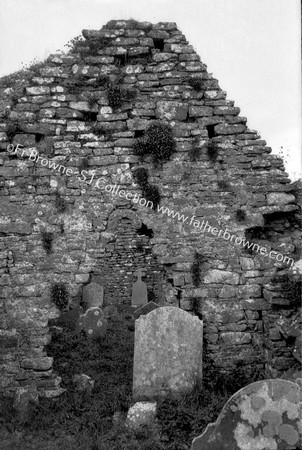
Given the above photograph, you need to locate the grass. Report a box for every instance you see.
[51,283,69,310]
[0,308,266,450]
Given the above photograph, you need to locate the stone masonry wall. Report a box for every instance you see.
[0,20,300,398]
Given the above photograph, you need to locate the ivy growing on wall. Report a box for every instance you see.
[191,251,205,287]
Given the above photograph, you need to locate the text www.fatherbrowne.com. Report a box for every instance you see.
[8,144,294,267]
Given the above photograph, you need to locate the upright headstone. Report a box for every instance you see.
[191,379,302,450]
[131,268,148,307]
[82,282,104,309]
[133,306,203,399]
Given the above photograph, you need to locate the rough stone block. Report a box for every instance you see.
[126,402,157,431]
[191,379,302,450]
[21,357,53,371]
[204,270,239,285]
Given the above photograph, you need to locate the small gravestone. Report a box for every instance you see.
[131,268,148,307]
[133,301,160,320]
[82,282,104,309]
[133,306,203,399]
[191,379,302,450]
[78,307,107,339]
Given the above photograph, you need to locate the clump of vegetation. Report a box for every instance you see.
[41,231,53,254]
[236,208,246,222]
[271,273,301,307]
[51,282,69,310]
[64,73,87,95]
[55,192,67,213]
[190,137,202,161]
[108,84,122,108]
[143,184,161,210]
[133,121,176,162]
[217,180,230,190]
[87,36,111,55]
[156,354,266,447]
[191,251,205,287]
[107,83,137,108]
[189,297,201,317]
[78,156,90,173]
[135,240,144,252]
[64,34,85,53]
[5,120,20,143]
[133,167,149,189]
[188,77,204,92]
[207,141,219,162]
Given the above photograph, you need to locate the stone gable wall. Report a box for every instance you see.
[0,20,300,398]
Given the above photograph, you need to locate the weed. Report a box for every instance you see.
[236,209,246,222]
[108,84,123,108]
[6,120,20,143]
[271,274,301,306]
[41,231,53,254]
[133,121,176,162]
[64,74,87,95]
[143,184,161,210]
[217,180,230,190]
[189,297,200,316]
[191,251,205,287]
[133,167,149,188]
[87,37,111,55]
[107,83,137,108]
[55,192,67,213]
[87,93,98,109]
[188,77,204,92]
[135,240,144,252]
[51,282,69,310]
[156,354,266,447]
[207,141,219,162]
[78,157,90,173]
[190,137,202,161]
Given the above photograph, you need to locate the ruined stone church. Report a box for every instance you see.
[0,20,300,399]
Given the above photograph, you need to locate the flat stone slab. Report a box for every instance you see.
[133,301,160,320]
[133,306,203,399]
[191,379,302,450]
[78,307,107,339]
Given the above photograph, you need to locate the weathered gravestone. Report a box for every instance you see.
[191,379,302,450]
[133,306,203,399]
[133,301,160,320]
[82,282,104,309]
[77,307,107,339]
[131,268,148,307]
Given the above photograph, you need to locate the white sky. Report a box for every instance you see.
[0,0,301,180]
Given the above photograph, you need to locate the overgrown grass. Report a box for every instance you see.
[0,311,266,450]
